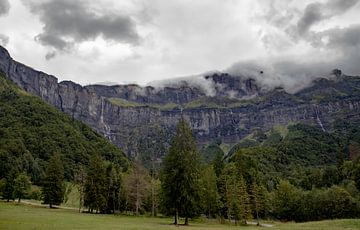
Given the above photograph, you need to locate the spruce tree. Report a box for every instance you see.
[84,154,107,213]
[42,154,65,208]
[161,118,201,225]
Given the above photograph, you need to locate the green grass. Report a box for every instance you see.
[107,98,146,107]
[1,202,360,230]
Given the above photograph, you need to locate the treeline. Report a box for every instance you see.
[2,118,360,225]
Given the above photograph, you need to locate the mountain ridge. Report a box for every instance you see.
[1,45,360,158]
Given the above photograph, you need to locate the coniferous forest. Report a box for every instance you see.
[1,70,360,226]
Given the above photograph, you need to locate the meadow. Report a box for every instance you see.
[1,201,360,230]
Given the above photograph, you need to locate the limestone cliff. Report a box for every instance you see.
[1,45,360,158]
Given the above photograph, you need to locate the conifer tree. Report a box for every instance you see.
[161,118,201,225]
[42,154,65,208]
[84,154,106,213]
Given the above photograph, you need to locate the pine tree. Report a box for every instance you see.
[84,154,106,213]
[161,118,201,225]
[104,163,123,214]
[42,154,65,208]
[13,172,31,203]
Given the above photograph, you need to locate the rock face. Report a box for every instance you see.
[1,45,360,157]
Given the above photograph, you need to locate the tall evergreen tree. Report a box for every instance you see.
[161,118,201,225]
[84,154,107,213]
[42,154,65,208]
[104,163,123,214]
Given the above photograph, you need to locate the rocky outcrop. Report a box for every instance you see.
[1,45,360,157]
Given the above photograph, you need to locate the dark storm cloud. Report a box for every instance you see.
[45,51,56,60]
[228,0,360,93]
[296,2,323,36]
[0,0,10,16]
[295,0,359,37]
[23,0,140,54]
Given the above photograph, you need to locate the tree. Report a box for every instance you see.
[2,169,17,202]
[74,166,87,213]
[104,163,123,214]
[42,154,65,208]
[124,160,149,215]
[200,165,220,218]
[13,173,31,203]
[272,180,301,221]
[84,154,106,213]
[161,118,202,225]
[219,163,251,225]
[250,180,261,226]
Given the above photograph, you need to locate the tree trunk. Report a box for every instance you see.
[151,179,155,217]
[184,216,189,225]
[18,197,21,203]
[136,180,139,216]
[174,209,179,225]
[50,203,52,209]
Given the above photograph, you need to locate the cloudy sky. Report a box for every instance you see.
[0,0,359,86]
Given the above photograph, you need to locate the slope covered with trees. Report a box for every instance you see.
[0,71,129,185]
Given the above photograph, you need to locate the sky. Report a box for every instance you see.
[0,0,359,87]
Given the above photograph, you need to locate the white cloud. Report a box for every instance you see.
[0,0,359,88]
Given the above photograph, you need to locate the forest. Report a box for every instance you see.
[1,71,360,225]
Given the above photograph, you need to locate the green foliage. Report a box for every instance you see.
[84,154,107,213]
[42,154,65,208]
[272,180,302,221]
[13,173,31,202]
[161,118,202,225]
[200,143,225,164]
[271,180,360,222]
[2,169,18,201]
[0,73,129,183]
[107,98,145,107]
[123,160,149,215]
[199,166,220,218]
[218,163,251,225]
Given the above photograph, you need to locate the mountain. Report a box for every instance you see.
[1,45,360,161]
[0,70,129,183]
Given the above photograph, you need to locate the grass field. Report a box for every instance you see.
[1,202,360,230]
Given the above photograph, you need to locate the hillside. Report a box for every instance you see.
[0,71,129,183]
[1,45,360,164]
